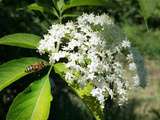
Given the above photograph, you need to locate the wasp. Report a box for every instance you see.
[25,61,48,73]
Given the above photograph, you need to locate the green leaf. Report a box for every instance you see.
[0,57,46,91]
[27,3,44,13]
[63,0,107,11]
[54,63,68,76]
[75,83,93,97]
[74,83,104,120]
[27,3,59,18]
[6,75,52,120]
[0,33,40,49]
[52,7,59,18]
[62,12,81,18]
[57,0,65,11]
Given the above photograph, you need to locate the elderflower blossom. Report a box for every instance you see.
[121,39,131,48]
[38,13,145,108]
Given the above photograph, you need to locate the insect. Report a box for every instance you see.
[25,61,48,73]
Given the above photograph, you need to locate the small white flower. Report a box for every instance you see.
[129,62,137,71]
[87,73,96,80]
[91,88,105,105]
[127,54,134,61]
[65,72,75,84]
[89,32,101,46]
[121,39,131,48]
[106,87,114,99]
[132,75,140,86]
[49,51,68,63]
[95,14,113,26]
[67,40,81,50]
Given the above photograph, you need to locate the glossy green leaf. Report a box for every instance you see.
[63,0,107,11]
[0,57,45,91]
[6,75,52,120]
[0,33,40,49]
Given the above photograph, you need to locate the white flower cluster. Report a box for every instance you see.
[38,13,142,108]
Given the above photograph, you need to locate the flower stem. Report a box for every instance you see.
[48,65,53,76]
[144,18,149,32]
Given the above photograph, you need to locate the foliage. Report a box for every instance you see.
[7,75,52,120]
[0,33,40,49]
[0,0,159,119]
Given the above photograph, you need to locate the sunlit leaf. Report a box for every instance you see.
[6,75,52,120]
[0,33,40,49]
[0,57,46,91]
